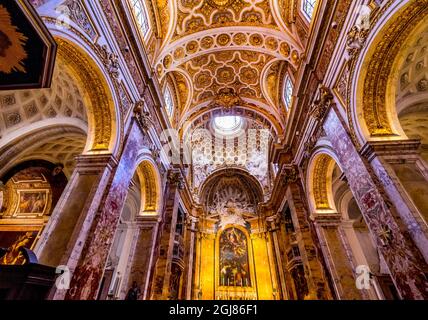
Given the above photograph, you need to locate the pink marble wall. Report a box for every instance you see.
[323,109,428,299]
[370,157,428,261]
[65,122,147,300]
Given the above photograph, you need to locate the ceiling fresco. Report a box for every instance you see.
[146,0,305,129]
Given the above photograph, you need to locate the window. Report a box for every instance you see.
[164,86,174,117]
[302,0,317,20]
[284,76,294,110]
[129,0,150,37]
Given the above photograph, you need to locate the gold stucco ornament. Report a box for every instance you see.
[206,0,235,8]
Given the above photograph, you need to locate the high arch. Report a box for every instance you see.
[55,38,119,154]
[352,1,428,143]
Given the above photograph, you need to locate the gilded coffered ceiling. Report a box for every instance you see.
[146,0,304,132]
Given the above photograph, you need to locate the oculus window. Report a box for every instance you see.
[214,116,243,135]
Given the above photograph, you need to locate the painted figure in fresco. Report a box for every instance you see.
[18,192,46,214]
[0,232,34,265]
[219,228,251,287]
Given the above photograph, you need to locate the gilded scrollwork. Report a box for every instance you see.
[312,154,333,210]
[345,1,428,140]
[56,38,114,151]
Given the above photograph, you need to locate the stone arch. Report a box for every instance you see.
[179,101,283,137]
[395,23,428,162]
[306,148,342,213]
[0,36,120,171]
[54,37,119,154]
[99,156,162,299]
[0,124,86,180]
[199,167,264,212]
[136,159,162,215]
[352,1,428,142]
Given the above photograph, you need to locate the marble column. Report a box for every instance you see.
[183,215,197,300]
[124,215,159,300]
[42,120,150,300]
[286,182,334,300]
[323,108,428,299]
[339,220,381,300]
[360,141,428,262]
[313,214,363,300]
[35,154,117,270]
[149,170,182,300]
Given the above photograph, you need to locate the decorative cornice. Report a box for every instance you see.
[95,44,120,79]
[345,25,369,61]
[360,139,422,161]
[312,213,341,226]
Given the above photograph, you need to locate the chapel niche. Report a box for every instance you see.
[0,160,68,264]
[195,169,276,300]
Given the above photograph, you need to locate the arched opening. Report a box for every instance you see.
[0,33,122,260]
[353,1,428,141]
[391,22,428,223]
[194,169,276,300]
[0,160,68,263]
[308,151,398,300]
[99,159,161,300]
[54,38,119,153]
[0,58,89,175]
[351,3,428,226]
[331,164,399,300]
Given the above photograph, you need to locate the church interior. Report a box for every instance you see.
[0,0,428,300]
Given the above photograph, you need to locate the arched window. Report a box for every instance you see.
[302,0,317,20]
[129,0,150,37]
[164,85,174,117]
[284,76,294,110]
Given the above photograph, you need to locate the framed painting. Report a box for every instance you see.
[13,190,49,218]
[0,0,57,90]
[0,230,39,265]
[219,227,251,287]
